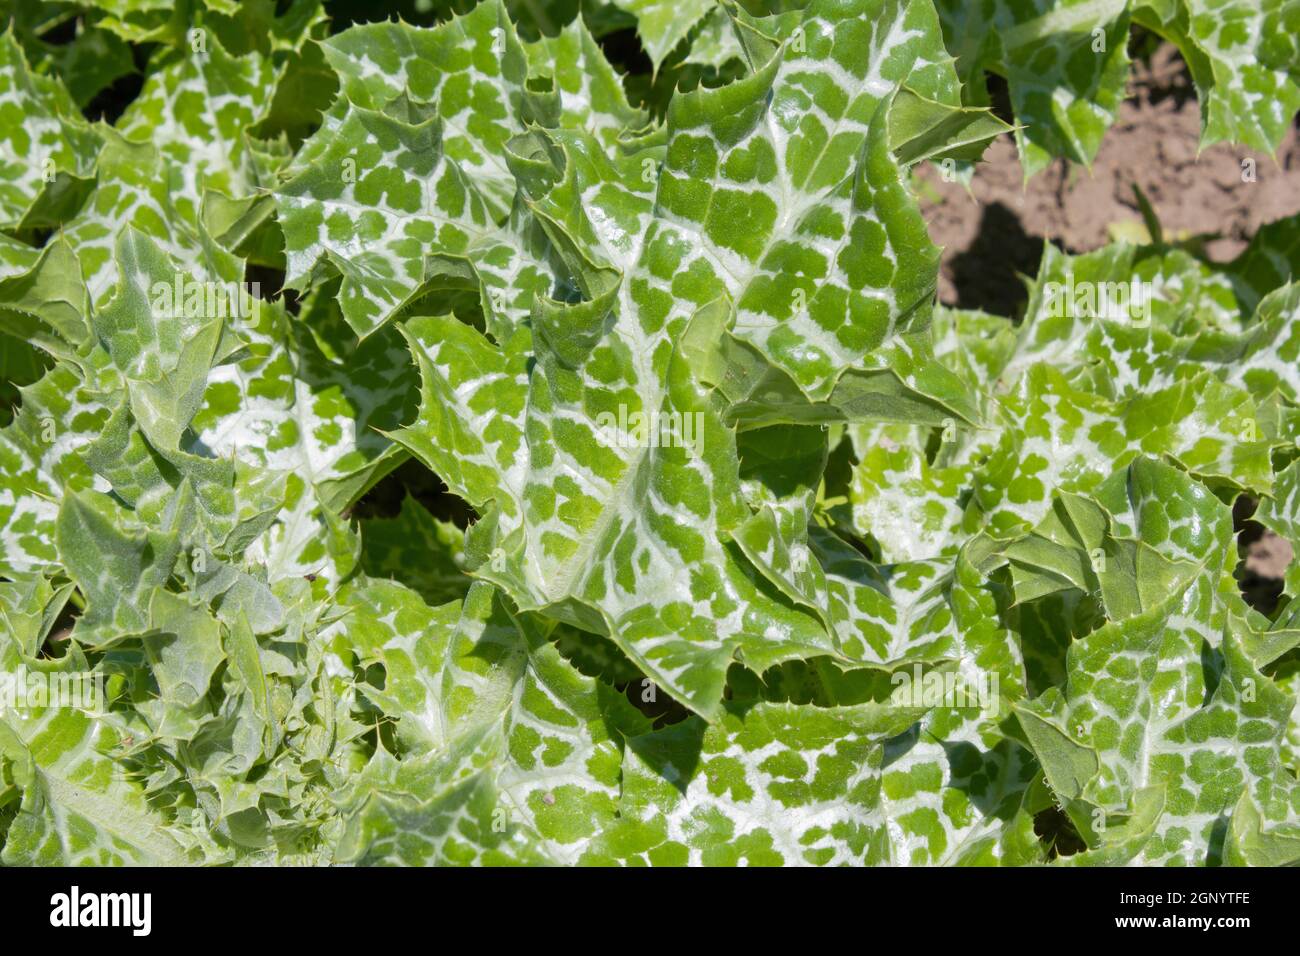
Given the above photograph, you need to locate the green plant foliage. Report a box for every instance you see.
[0,0,1297,866]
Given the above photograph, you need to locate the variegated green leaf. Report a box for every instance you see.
[5,0,1300,871]
[276,98,562,338]
[359,493,470,606]
[1014,458,1300,864]
[0,30,101,230]
[331,580,653,864]
[937,0,1131,179]
[318,0,543,217]
[608,0,717,71]
[0,708,193,865]
[116,34,279,220]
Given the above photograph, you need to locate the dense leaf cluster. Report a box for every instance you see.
[1,0,1299,865]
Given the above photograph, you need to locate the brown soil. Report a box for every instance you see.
[918,44,1300,317]
[1247,532,1295,582]
[920,46,1300,612]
